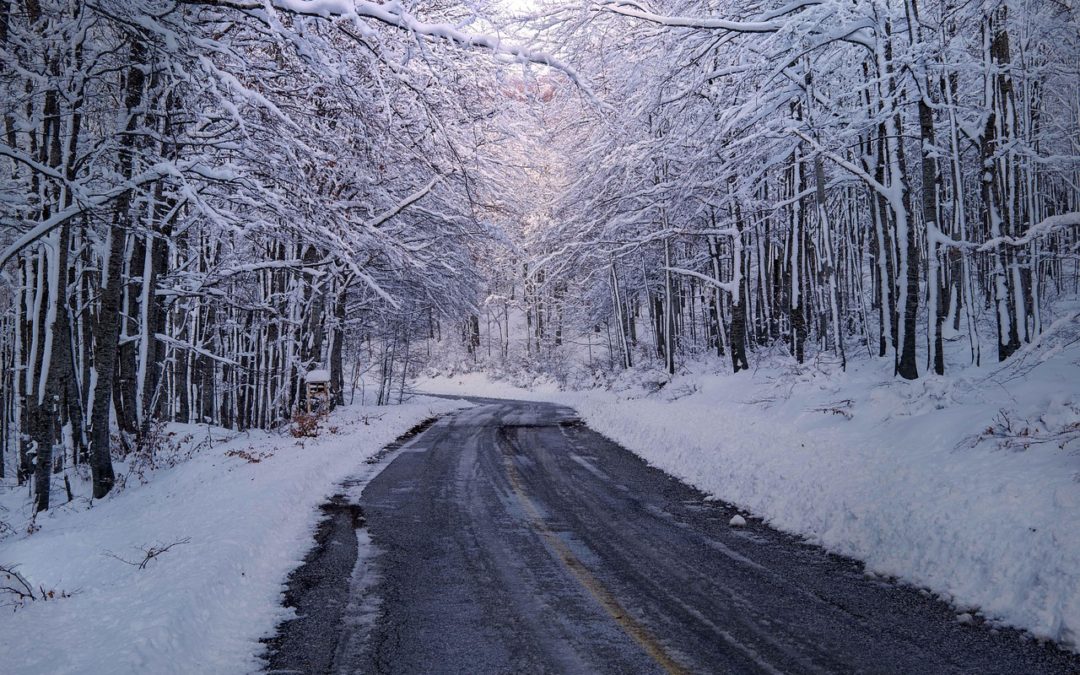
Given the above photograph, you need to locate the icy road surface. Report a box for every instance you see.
[274,399,1080,674]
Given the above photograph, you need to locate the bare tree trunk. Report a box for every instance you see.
[89,42,149,499]
[730,205,750,373]
[982,6,1023,362]
[663,238,675,375]
[330,276,346,408]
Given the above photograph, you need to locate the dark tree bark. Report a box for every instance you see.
[31,47,70,511]
[89,42,150,499]
[730,205,750,373]
[892,109,920,381]
[790,149,808,365]
[29,258,54,512]
[115,234,142,436]
[981,6,1023,362]
[330,276,347,408]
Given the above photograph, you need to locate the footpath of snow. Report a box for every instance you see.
[0,396,470,675]
[416,336,1080,649]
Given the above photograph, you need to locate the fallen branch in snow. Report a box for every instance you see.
[225,448,274,464]
[964,408,1080,453]
[361,412,387,426]
[807,399,854,420]
[0,564,75,609]
[105,538,193,571]
[742,395,780,409]
[0,565,35,602]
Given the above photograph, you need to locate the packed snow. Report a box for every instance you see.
[0,397,470,674]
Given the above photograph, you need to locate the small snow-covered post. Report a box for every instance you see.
[304,369,331,415]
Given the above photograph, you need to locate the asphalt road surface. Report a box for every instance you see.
[267,398,1080,675]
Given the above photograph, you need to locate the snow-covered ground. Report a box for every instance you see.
[0,396,470,675]
[2,334,1075,674]
[415,321,1080,650]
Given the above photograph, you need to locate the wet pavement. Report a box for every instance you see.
[267,399,1080,674]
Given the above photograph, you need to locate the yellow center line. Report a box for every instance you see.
[501,438,691,675]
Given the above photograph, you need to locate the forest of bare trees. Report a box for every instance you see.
[0,0,544,511]
[2,0,1079,514]
[475,0,1080,384]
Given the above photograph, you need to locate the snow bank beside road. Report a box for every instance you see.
[0,397,469,675]
[417,350,1080,650]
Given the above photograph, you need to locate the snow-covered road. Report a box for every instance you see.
[268,398,1080,674]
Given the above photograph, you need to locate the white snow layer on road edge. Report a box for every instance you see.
[0,396,471,675]
[416,353,1080,649]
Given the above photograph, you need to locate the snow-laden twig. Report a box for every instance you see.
[104,538,192,570]
[0,564,35,602]
[188,0,604,104]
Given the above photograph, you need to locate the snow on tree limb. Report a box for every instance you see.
[598,0,787,32]
[0,163,182,270]
[366,177,440,230]
[596,0,875,49]
[662,266,738,294]
[926,212,1080,252]
[185,0,599,100]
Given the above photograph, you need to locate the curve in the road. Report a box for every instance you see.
[268,399,1080,675]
